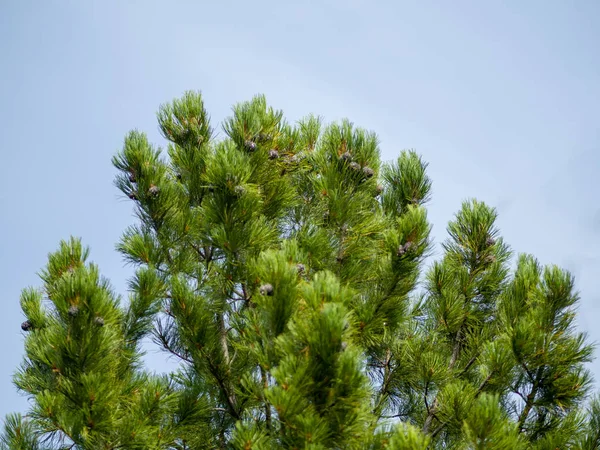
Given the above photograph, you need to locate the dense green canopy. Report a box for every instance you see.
[4,92,599,449]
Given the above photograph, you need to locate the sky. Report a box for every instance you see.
[1,0,599,420]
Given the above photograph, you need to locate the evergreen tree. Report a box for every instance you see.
[3,91,600,449]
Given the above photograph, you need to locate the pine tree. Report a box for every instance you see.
[3,91,600,449]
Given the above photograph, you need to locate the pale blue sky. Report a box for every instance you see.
[1,0,599,419]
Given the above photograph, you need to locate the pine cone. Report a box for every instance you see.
[362,166,375,178]
[397,241,414,256]
[68,305,79,317]
[128,192,138,200]
[21,321,32,332]
[339,152,352,162]
[486,236,496,246]
[128,173,136,183]
[376,185,384,195]
[296,263,305,274]
[148,185,160,197]
[484,255,496,264]
[94,316,105,327]
[257,133,273,143]
[244,140,257,152]
[259,283,274,296]
[268,149,279,159]
[349,162,361,171]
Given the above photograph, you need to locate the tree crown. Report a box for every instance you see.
[4,91,599,450]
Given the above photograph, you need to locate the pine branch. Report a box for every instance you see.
[518,366,545,433]
[380,413,410,419]
[476,371,494,396]
[261,366,272,432]
[155,321,194,364]
[423,329,463,434]
[191,243,205,260]
[205,357,240,421]
[449,328,464,370]
[424,380,432,416]
[373,348,393,418]
[423,265,474,435]
[209,313,239,421]
[430,370,495,439]
[459,353,479,377]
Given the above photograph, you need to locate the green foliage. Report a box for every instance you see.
[4,91,598,449]
[1,414,46,450]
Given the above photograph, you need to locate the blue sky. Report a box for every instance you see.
[1,0,599,419]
